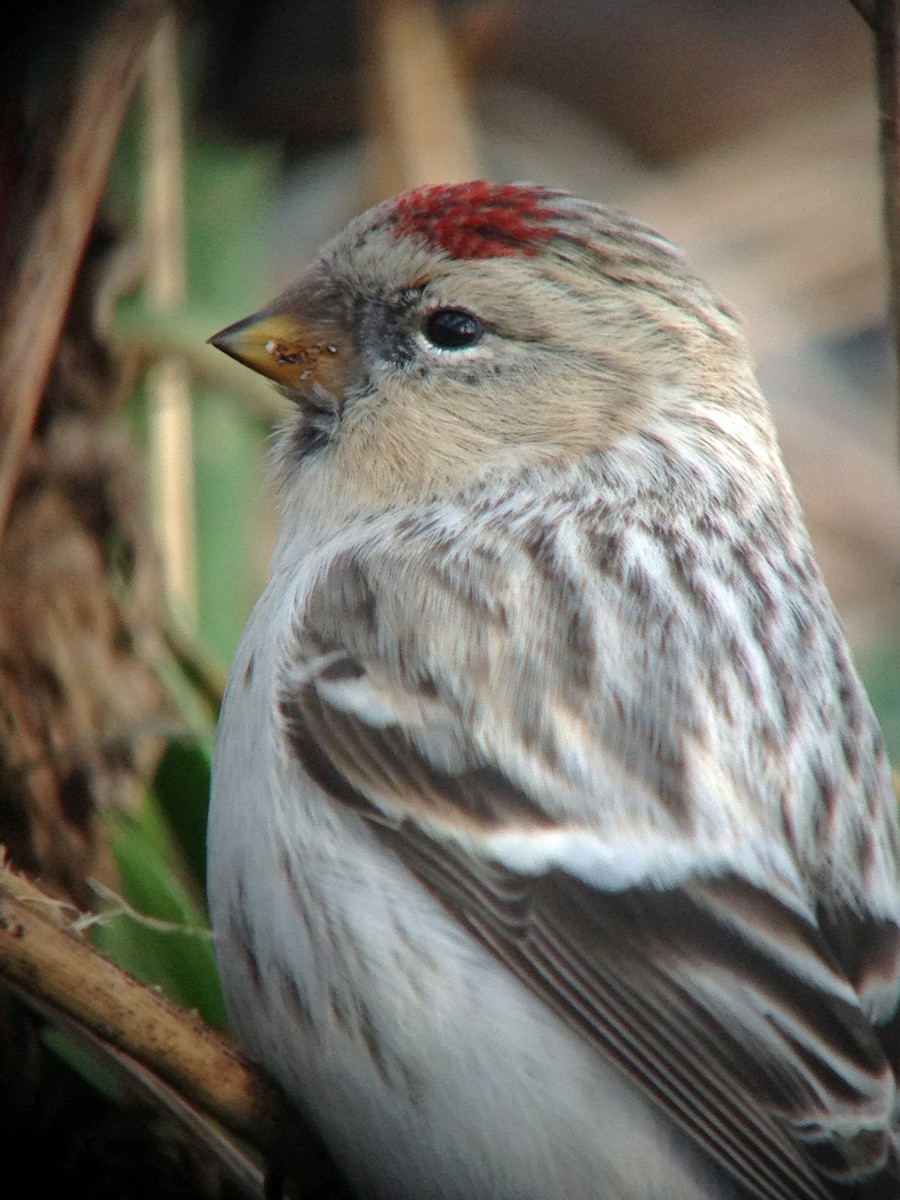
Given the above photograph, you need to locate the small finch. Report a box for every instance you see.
[207,181,900,1199]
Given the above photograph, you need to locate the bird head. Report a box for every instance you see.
[210,181,764,511]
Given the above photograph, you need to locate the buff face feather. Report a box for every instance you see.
[208,181,900,1200]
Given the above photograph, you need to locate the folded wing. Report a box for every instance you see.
[278,549,900,1200]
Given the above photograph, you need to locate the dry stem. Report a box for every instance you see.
[364,0,481,201]
[144,8,199,624]
[0,0,169,540]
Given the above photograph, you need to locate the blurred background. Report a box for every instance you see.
[1,0,898,1195]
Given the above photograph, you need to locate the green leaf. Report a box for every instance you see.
[94,791,227,1030]
[152,737,213,891]
[41,1027,123,1104]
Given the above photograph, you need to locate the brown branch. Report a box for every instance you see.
[0,863,286,1171]
[0,0,168,541]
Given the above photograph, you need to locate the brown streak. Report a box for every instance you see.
[328,986,352,1032]
[357,998,391,1084]
[277,850,316,943]
[279,971,314,1029]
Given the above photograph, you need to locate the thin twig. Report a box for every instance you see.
[87,877,216,937]
[0,0,168,542]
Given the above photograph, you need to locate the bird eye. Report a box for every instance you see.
[422,308,483,350]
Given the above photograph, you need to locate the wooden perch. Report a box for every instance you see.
[0,863,284,1147]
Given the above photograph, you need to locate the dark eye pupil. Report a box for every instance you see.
[423,308,483,349]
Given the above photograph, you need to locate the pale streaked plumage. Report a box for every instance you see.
[207,182,900,1199]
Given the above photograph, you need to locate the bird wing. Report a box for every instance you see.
[277,546,900,1200]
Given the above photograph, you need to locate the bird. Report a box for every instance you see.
[206,180,900,1200]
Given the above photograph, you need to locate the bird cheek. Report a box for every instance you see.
[208,308,350,397]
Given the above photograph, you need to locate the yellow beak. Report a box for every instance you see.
[208,308,348,395]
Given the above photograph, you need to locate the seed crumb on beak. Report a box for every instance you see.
[209,310,349,394]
